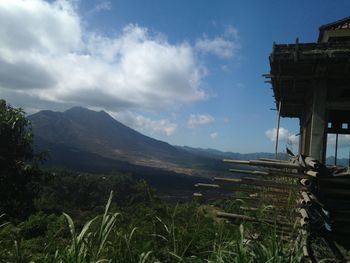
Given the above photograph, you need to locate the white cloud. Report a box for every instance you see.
[210,132,218,139]
[223,117,230,123]
[0,0,206,112]
[111,111,177,136]
[0,0,82,54]
[195,37,238,58]
[224,25,239,38]
[327,134,350,148]
[187,114,214,128]
[195,25,240,59]
[265,127,299,145]
[87,1,112,14]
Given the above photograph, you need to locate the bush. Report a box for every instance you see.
[0,99,41,218]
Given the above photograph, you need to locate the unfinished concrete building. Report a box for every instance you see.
[267,16,350,164]
[195,18,350,261]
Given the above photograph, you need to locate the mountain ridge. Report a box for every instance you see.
[29,107,228,177]
[29,107,349,179]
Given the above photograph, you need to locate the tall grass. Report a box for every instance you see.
[207,223,303,263]
[0,192,305,263]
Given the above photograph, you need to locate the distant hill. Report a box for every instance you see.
[29,107,229,177]
[178,146,288,161]
[31,107,316,180]
[326,156,349,167]
[30,107,182,162]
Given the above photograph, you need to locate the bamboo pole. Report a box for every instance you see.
[259,158,289,163]
[300,178,312,187]
[223,159,301,170]
[214,176,305,190]
[300,218,308,229]
[193,193,290,207]
[299,208,309,223]
[195,181,293,196]
[229,168,310,179]
[305,170,318,177]
[301,192,312,206]
[216,212,293,227]
[242,177,304,189]
[194,183,220,189]
[240,206,259,211]
[229,186,292,196]
[275,101,282,159]
[304,157,319,170]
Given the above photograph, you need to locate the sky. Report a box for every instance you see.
[1,0,350,154]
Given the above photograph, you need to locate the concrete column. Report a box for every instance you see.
[299,116,306,155]
[309,81,327,162]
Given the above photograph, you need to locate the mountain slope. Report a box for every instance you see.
[30,107,179,159]
[178,146,287,160]
[29,107,226,176]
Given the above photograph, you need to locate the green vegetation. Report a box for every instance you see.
[0,170,303,262]
[0,99,43,218]
[0,100,304,262]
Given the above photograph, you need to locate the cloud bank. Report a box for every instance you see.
[0,0,205,112]
[187,114,214,128]
[111,111,177,136]
[195,25,240,59]
[265,127,299,145]
[210,132,218,139]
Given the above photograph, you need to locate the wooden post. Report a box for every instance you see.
[276,101,282,159]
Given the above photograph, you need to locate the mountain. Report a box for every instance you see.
[178,146,288,161]
[29,107,349,184]
[326,156,349,167]
[29,107,227,177]
[180,146,350,167]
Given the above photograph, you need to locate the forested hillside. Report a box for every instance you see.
[0,100,305,262]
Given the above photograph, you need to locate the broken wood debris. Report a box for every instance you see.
[194,154,350,262]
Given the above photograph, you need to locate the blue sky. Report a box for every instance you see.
[1,0,350,154]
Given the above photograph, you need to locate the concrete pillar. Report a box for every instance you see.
[299,117,306,156]
[309,81,327,162]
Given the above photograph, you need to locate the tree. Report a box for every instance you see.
[0,99,38,218]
